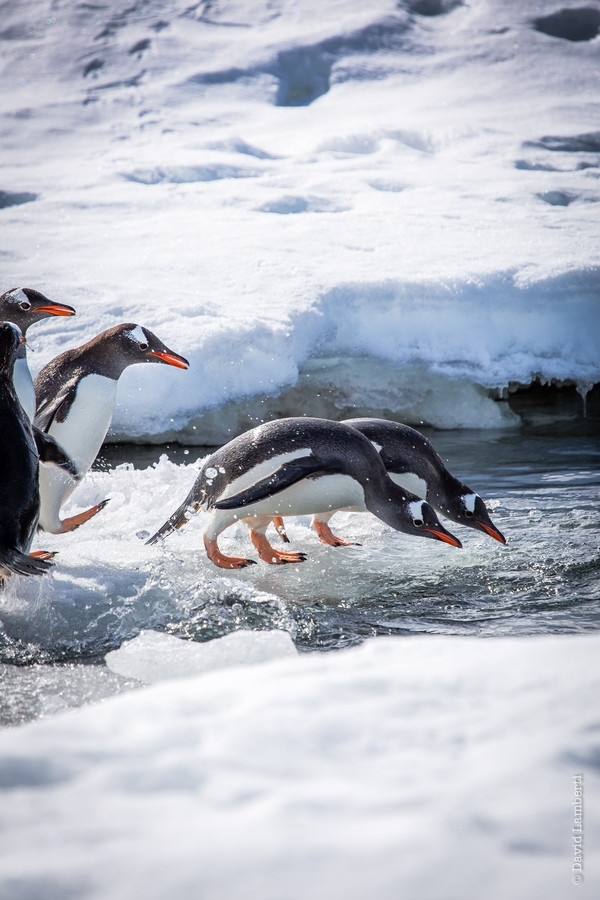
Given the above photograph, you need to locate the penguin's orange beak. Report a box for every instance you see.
[477,521,507,544]
[148,350,189,369]
[35,303,76,317]
[424,528,463,548]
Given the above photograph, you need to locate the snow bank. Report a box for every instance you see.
[0,0,598,438]
[0,633,598,899]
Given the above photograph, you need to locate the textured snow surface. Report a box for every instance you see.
[1,0,598,439]
[0,633,599,899]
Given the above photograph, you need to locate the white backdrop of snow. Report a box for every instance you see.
[0,632,599,899]
[0,0,599,439]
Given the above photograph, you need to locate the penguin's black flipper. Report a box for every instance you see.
[0,548,53,577]
[33,427,79,479]
[146,491,203,545]
[33,380,78,432]
[213,456,333,510]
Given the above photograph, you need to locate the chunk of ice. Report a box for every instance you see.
[105,629,297,684]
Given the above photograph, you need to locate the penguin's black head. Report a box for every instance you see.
[0,322,25,374]
[407,498,463,547]
[74,324,190,380]
[459,491,506,544]
[118,324,189,370]
[0,287,75,333]
[378,492,462,547]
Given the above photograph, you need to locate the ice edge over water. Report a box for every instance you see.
[1,0,598,439]
[111,268,600,442]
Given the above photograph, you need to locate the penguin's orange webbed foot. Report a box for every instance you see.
[313,519,360,548]
[250,530,307,565]
[203,536,257,569]
[58,499,109,533]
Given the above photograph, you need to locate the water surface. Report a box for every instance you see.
[1,420,598,726]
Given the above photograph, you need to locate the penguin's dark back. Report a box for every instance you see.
[227,418,376,469]
[199,417,387,501]
[0,383,40,547]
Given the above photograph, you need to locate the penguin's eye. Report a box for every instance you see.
[19,300,31,311]
[138,342,149,351]
[413,518,424,527]
[465,510,473,518]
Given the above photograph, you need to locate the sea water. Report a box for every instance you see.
[1,414,598,727]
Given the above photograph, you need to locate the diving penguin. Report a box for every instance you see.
[272,418,506,547]
[34,323,189,534]
[146,416,462,569]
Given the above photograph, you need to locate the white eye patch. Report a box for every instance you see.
[126,325,147,345]
[409,500,426,523]
[463,493,477,513]
[12,289,29,305]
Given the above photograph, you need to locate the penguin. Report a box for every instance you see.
[146,416,462,569]
[34,323,189,534]
[272,418,506,546]
[0,286,75,419]
[0,323,78,577]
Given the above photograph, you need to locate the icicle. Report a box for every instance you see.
[576,382,593,418]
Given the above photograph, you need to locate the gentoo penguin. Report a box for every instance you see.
[146,416,462,569]
[0,286,75,419]
[34,323,189,534]
[0,323,78,577]
[273,418,506,547]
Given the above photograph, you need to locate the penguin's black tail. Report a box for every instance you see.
[0,549,54,577]
[146,493,202,546]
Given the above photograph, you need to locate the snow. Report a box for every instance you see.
[1,633,599,899]
[1,0,599,441]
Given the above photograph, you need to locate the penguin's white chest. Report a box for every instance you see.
[215,448,367,517]
[13,357,35,420]
[48,374,117,472]
[207,471,366,539]
[240,473,366,517]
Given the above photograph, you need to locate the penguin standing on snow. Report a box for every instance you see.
[0,286,76,419]
[0,323,78,577]
[146,416,462,569]
[34,323,189,534]
[272,418,506,547]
